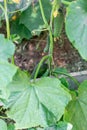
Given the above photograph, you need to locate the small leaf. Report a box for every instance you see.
[64,80,87,130]
[0,119,7,130]
[60,77,69,88]
[52,67,68,75]
[6,77,71,129]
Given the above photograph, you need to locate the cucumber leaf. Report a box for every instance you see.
[20,0,52,36]
[65,0,87,60]
[64,80,87,130]
[11,19,32,42]
[0,34,17,99]
[6,77,71,129]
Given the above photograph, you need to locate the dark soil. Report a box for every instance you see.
[14,33,87,73]
[0,23,87,73]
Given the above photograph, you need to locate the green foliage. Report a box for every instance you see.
[52,67,68,75]
[65,0,87,60]
[1,0,87,129]
[0,34,15,61]
[31,63,48,78]
[0,61,17,99]
[20,0,52,36]
[46,121,73,130]
[0,0,32,17]
[7,124,15,130]
[7,0,32,12]
[0,119,7,130]
[60,77,69,88]
[64,80,87,130]
[11,18,32,41]
[0,34,17,99]
[6,76,71,129]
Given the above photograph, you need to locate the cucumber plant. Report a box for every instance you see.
[0,0,87,130]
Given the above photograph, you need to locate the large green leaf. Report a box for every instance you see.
[64,80,87,130]
[0,119,7,130]
[65,0,87,60]
[20,0,52,35]
[0,34,15,61]
[0,61,17,99]
[6,76,71,129]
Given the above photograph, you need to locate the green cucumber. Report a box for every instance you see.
[54,13,64,38]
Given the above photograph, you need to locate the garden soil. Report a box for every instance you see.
[1,23,87,73]
[14,33,87,73]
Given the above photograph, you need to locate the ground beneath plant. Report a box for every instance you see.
[14,33,87,73]
[0,23,87,73]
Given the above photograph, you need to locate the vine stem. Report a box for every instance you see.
[34,55,50,82]
[4,0,10,39]
[38,0,54,62]
[48,27,53,57]
[38,0,53,55]
[50,0,57,29]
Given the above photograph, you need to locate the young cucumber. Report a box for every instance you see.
[54,13,64,38]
